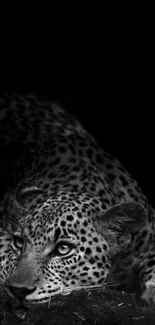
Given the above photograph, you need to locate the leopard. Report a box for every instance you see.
[0,90,155,306]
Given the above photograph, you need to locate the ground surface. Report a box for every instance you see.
[0,288,155,325]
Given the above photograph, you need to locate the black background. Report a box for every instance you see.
[0,26,150,205]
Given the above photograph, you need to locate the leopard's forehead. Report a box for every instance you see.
[23,194,102,243]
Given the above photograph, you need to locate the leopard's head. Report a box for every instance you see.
[0,187,146,304]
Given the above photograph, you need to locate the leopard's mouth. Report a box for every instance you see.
[7,285,37,301]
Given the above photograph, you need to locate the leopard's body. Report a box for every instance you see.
[0,91,155,304]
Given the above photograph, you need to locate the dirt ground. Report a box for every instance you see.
[1,287,155,325]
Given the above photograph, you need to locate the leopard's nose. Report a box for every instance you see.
[8,285,36,299]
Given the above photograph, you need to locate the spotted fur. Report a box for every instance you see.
[0,91,155,304]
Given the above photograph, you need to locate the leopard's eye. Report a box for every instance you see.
[12,235,24,250]
[56,243,72,256]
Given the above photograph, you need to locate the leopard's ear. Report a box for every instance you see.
[93,202,146,254]
[15,185,44,207]
[94,202,146,233]
[12,185,44,218]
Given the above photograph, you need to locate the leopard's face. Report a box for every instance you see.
[2,193,111,303]
[0,194,149,304]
